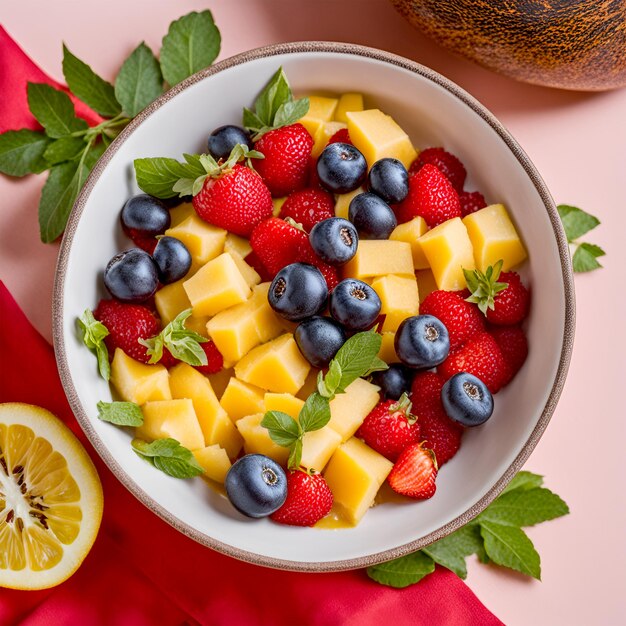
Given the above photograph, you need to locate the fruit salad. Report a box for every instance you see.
[78,68,530,528]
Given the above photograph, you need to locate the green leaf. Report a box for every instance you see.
[76,309,110,380]
[242,107,265,132]
[557,204,600,242]
[260,411,301,447]
[97,401,143,426]
[423,524,484,579]
[273,97,309,128]
[134,156,205,198]
[367,551,436,588]
[160,10,221,86]
[132,438,204,479]
[43,136,86,166]
[0,129,52,176]
[115,42,163,117]
[298,392,331,433]
[323,360,342,396]
[478,487,569,528]
[62,45,121,117]
[480,521,541,579]
[252,67,292,128]
[84,140,107,168]
[502,471,544,494]
[27,83,88,138]
[572,242,606,272]
[330,329,384,394]
[288,437,303,469]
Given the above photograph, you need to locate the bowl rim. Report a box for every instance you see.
[52,40,576,572]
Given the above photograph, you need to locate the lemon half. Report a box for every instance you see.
[0,403,103,590]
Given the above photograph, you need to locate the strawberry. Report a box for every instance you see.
[409,147,466,192]
[93,299,160,364]
[244,251,273,283]
[249,217,309,277]
[307,156,323,188]
[393,163,461,227]
[300,241,340,291]
[356,394,421,461]
[410,372,462,464]
[121,223,157,254]
[388,443,437,499]
[459,190,487,217]
[253,123,314,197]
[420,290,485,351]
[327,128,351,145]
[439,332,509,394]
[270,471,333,526]
[193,341,224,375]
[279,188,335,232]
[488,325,528,385]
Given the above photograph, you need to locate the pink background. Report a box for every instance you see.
[1,1,625,624]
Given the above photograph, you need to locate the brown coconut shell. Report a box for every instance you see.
[390,0,626,91]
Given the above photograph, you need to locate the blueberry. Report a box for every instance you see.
[371,364,414,400]
[329,279,381,330]
[317,143,367,193]
[295,316,346,368]
[348,192,397,240]
[309,218,358,266]
[442,373,494,427]
[121,194,170,235]
[268,263,328,322]
[368,158,409,204]
[395,315,450,368]
[103,248,159,303]
[208,125,253,160]
[152,236,192,284]
[225,454,287,518]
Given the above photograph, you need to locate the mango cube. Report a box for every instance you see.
[272,196,287,216]
[235,333,310,395]
[168,202,195,227]
[296,368,321,400]
[334,93,364,124]
[334,186,365,220]
[328,378,380,441]
[136,399,204,451]
[183,252,251,317]
[323,437,393,524]
[193,444,231,483]
[224,232,252,259]
[417,217,475,291]
[155,279,192,325]
[301,427,342,472]
[343,240,414,280]
[371,275,419,332]
[415,269,438,303]
[378,332,400,364]
[264,393,304,419]
[165,215,226,271]
[110,348,171,405]
[228,250,261,287]
[299,96,338,138]
[207,367,234,400]
[463,203,528,271]
[184,314,211,338]
[312,121,347,157]
[220,378,266,422]
[236,413,289,465]
[390,217,430,269]
[346,109,417,169]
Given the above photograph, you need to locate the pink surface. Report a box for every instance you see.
[0,1,624,624]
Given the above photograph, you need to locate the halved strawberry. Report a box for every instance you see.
[388,443,437,499]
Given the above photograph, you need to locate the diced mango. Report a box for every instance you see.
[168,202,195,227]
[335,93,364,124]
[110,348,171,405]
[371,275,420,332]
[250,284,285,343]
[296,368,321,400]
[184,314,210,338]
[236,413,289,465]
[193,444,231,483]
[228,250,261,287]
[390,217,429,269]
[155,279,192,325]
[235,333,310,395]
[299,96,338,139]
[463,204,528,271]
[183,252,251,317]
[323,437,393,524]
[201,408,243,459]
[264,393,304,419]
[136,399,205,451]
[328,378,380,441]
[224,232,252,259]
[334,187,365,220]
[346,109,417,169]
[301,427,342,472]
[220,378,266,422]
[415,269,438,303]
[165,215,226,272]
[312,121,347,158]
[417,217,475,291]
[378,332,400,363]
[343,240,414,280]
[272,197,287,216]
[207,367,234,400]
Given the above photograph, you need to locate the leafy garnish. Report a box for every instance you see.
[557,204,605,272]
[97,401,143,426]
[131,438,204,479]
[27,83,88,138]
[367,471,568,587]
[77,309,110,380]
[463,259,509,315]
[0,130,51,176]
[139,309,208,366]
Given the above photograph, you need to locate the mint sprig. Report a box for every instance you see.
[77,308,110,380]
[557,204,606,272]
[131,438,204,479]
[463,259,509,315]
[367,471,569,587]
[97,400,143,426]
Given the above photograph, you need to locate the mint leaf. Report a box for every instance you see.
[480,521,541,579]
[77,308,110,380]
[27,83,88,138]
[502,470,543,494]
[134,156,205,198]
[261,411,301,447]
[0,129,51,176]
[573,242,606,272]
[160,10,221,86]
[288,437,304,470]
[254,67,292,127]
[321,360,342,397]
[62,45,121,117]
[115,42,163,117]
[422,524,483,579]
[298,392,331,433]
[132,438,204,479]
[273,97,309,128]
[367,551,435,588]
[242,108,265,132]
[97,401,143,426]
[43,136,86,166]
[557,204,600,242]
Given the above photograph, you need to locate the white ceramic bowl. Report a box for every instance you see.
[53,42,575,571]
